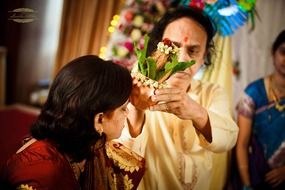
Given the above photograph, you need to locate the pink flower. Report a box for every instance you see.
[124,11,133,23]
[124,41,134,52]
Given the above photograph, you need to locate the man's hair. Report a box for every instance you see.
[147,7,216,65]
[30,55,132,161]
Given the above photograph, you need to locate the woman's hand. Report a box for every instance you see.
[265,166,285,188]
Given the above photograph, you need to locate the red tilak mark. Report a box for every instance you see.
[183,36,188,43]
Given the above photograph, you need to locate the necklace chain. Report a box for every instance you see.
[270,75,285,112]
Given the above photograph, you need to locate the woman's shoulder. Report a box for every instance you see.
[246,78,264,90]
[244,78,266,98]
[5,141,67,181]
[105,141,145,169]
[4,140,78,189]
[7,140,61,165]
[105,141,145,189]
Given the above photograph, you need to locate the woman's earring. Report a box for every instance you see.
[97,128,103,136]
[95,113,104,136]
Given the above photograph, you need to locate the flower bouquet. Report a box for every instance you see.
[130,35,195,110]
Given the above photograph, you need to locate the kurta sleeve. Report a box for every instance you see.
[197,84,239,152]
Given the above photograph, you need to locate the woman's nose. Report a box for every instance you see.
[178,48,191,62]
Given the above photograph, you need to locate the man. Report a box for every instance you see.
[120,7,238,190]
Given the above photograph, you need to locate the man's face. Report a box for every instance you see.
[162,17,208,77]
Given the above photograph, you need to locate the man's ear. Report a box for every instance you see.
[203,51,208,64]
[94,112,104,132]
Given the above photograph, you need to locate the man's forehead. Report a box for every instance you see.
[162,17,207,45]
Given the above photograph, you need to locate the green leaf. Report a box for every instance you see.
[146,57,156,79]
[134,34,196,83]
[112,46,118,56]
[171,60,196,74]
[164,54,178,71]
[134,35,150,75]
[155,70,166,81]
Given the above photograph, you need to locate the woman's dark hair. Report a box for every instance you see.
[147,7,216,65]
[272,30,285,54]
[30,55,132,162]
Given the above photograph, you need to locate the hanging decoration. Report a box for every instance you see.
[178,0,256,36]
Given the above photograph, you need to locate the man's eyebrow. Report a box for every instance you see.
[172,41,200,49]
[172,41,181,47]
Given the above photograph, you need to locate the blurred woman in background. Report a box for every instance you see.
[236,30,285,190]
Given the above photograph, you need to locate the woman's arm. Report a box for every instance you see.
[127,103,145,137]
[236,114,253,187]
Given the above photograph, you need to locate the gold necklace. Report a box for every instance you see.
[270,75,285,112]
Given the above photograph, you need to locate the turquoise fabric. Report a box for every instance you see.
[244,78,285,160]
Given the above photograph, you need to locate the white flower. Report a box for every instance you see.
[133,15,144,27]
[117,46,129,58]
[130,29,142,41]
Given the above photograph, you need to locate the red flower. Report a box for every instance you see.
[124,11,133,23]
[162,38,172,46]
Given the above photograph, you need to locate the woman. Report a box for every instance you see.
[236,30,285,190]
[2,55,145,190]
[121,8,238,190]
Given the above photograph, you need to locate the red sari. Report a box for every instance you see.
[2,140,80,190]
[2,139,145,190]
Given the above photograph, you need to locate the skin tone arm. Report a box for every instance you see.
[265,166,285,188]
[127,103,145,137]
[127,72,211,142]
[149,88,211,142]
[236,114,252,187]
[150,72,212,142]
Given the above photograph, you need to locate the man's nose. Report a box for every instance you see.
[178,48,190,62]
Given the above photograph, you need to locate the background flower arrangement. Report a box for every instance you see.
[105,0,173,69]
[105,0,256,71]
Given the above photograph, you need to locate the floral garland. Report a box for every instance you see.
[132,35,195,88]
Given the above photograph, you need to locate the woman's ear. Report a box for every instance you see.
[94,113,104,135]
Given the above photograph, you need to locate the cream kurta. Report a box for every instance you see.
[120,80,239,190]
